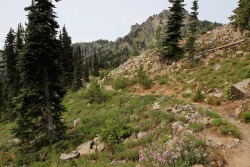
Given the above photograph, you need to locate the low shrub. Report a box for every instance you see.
[224,86,235,101]
[219,124,241,139]
[189,122,204,132]
[211,118,226,126]
[240,111,250,123]
[139,132,207,167]
[192,89,204,102]
[137,66,152,89]
[112,77,129,90]
[101,118,132,145]
[84,81,107,103]
[202,110,220,118]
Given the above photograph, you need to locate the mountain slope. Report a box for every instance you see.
[74,9,222,68]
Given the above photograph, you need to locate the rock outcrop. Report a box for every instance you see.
[231,78,250,99]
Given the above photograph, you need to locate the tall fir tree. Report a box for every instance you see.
[72,46,83,91]
[93,52,100,77]
[3,28,18,115]
[13,0,66,149]
[230,0,250,31]
[185,0,199,61]
[60,25,74,88]
[162,0,185,59]
[83,49,90,82]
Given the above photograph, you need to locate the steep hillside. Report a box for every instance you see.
[102,24,250,167]
[74,10,222,68]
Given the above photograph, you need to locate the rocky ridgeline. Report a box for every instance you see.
[196,24,247,49]
[108,49,163,79]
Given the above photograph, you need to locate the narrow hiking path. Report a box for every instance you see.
[206,103,250,167]
[104,84,250,167]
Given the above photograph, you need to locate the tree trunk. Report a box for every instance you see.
[44,70,57,142]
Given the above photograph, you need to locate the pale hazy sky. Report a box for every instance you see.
[0,0,238,48]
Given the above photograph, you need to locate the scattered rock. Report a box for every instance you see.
[111,159,127,165]
[235,50,244,55]
[97,143,105,152]
[89,149,96,154]
[217,142,223,147]
[184,89,193,94]
[159,96,166,103]
[214,64,221,71]
[73,118,80,127]
[93,136,101,145]
[151,61,162,71]
[233,139,240,143]
[60,151,80,160]
[192,165,204,167]
[234,107,243,118]
[77,141,94,155]
[153,103,160,110]
[212,92,224,98]
[172,121,184,131]
[231,78,250,99]
[206,139,212,146]
[137,132,147,140]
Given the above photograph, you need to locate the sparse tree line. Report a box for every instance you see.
[0,0,248,165]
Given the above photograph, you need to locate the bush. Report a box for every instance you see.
[84,81,107,103]
[137,66,152,89]
[219,124,241,139]
[112,77,135,90]
[202,110,220,118]
[225,86,235,101]
[140,132,207,167]
[192,89,204,102]
[211,118,226,126]
[101,118,132,145]
[240,111,250,123]
[189,122,204,132]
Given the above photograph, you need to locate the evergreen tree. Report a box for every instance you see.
[185,0,199,60]
[162,0,185,59]
[60,25,74,88]
[13,0,66,149]
[155,26,163,53]
[3,28,18,114]
[84,49,90,82]
[72,46,83,91]
[93,52,100,77]
[16,23,25,55]
[230,0,250,31]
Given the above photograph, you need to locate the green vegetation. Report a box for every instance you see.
[189,122,204,132]
[137,66,152,89]
[230,0,250,30]
[192,89,204,102]
[240,112,250,123]
[140,133,208,167]
[12,0,67,155]
[185,0,199,61]
[111,77,136,90]
[84,81,107,103]
[162,0,185,59]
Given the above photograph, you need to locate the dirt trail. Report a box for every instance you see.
[104,85,250,167]
[209,104,250,167]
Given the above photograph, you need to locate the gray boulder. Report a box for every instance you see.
[60,151,80,160]
[231,78,250,99]
[77,141,94,155]
[97,143,105,152]
[172,121,184,131]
